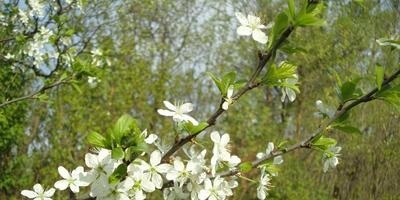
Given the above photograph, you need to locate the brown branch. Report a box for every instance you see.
[0,78,71,108]
[219,67,400,178]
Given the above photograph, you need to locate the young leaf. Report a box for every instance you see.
[332,124,362,134]
[376,84,400,112]
[108,163,127,184]
[375,65,385,90]
[208,72,223,94]
[286,0,296,22]
[112,114,139,144]
[269,12,289,48]
[112,147,125,160]
[239,162,253,173]
[182,121,208,134]
[311,136,337,151]
[295,14,326,27]
[87,131,107,148]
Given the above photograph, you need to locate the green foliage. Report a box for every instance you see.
[181,121,209,134]
[108,163,128,184]
[337,79,363,102]
[262,62,299,92]
[208,71,244,96]
[375,65,385,90]
[311,136,337,152]
[376,84,400,112]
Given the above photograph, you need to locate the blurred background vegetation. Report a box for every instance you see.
[0,0,399,199]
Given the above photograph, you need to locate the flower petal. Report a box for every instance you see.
[21,190,38,198]
[156,163,172,173]
[180,103,194,113]
[58,166,71,179]
[152,173,163,189]
[70,183,80,193]
[85,153,98,168]
[220,133,230,146]
[33,184,44,194]
[54,180,69,190]
[235,12,248,25]
[157,109,175,116]
[222,101,229,110]
[182,114,199,126]
[44,188,55,197]
[237,26,252,36]
[141,179,155,192]
[145,134,158,144]
[163,101,176,111]
[210,131,220,143]
[252,29,268,44]
[247,14,261,25]
[198,189,211,200]
[150,150,161,166]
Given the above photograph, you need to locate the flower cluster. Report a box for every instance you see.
[21,130,241,200]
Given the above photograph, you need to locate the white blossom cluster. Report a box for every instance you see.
[2,0,86,73]
[21,100,282,200]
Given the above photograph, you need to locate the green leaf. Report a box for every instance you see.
[338,80,362,102]
[87,131,107,148]
[295,14,326,27]
[208,72,223,94]
[286,0,296,22]
[112,114,139,144]
[269,12,289,48]
[376,84,400,112]
[376,38,400,50]
[182,121,209,134]
[239,162,253,173]
[332,124,362,134]
[375,65,385,90]
[108,163,127,184]
[111,147,125,160]
[262,62,297,86]
[277,140,288,150]
[311,136,337,151]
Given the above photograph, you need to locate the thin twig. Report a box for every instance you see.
[0,78,71,108]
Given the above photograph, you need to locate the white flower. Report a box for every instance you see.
[323,146,342,172]
[144,133,158,144]
[166,159,193,186]
[21,184,55,200]
[222,85,234,110]
[95,178,134,200]
[88,76,100,88]
[163,183,190,200]
[210,131,231,175]
[314,100,335,118]
[127,165,156,198]
[273,156,284,165]
[257,172,271,200]
[54,166,89,193]
[18,9,30,25]
[280,74,298,102]
[235,12,271,44]
[139,150,172,189]
[256,142,274,159]
[85,149,116,178]
[198,177,227,200]
[157,101,199,125]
